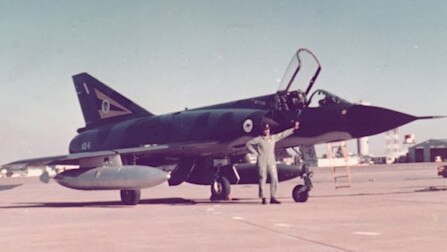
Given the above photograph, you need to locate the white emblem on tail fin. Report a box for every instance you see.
[83,82,90,94]
[101,100,110,113]
[94,89,132,119]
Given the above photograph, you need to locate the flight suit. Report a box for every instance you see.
[246,128,295,199]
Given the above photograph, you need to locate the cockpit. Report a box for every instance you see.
[275,48,350,111]
[275,89,307,111]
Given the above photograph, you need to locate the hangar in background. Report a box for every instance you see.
[408,139,447,162]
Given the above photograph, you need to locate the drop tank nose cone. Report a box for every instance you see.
[347,105,417,138]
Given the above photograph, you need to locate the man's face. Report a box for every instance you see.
[263,128,270,136]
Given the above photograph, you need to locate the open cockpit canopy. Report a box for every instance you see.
[277,48,321,96]
[275,48,351,111]
[275,48,322,111]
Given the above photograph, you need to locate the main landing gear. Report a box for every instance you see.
[210,176,231,200]
[209,161,233,201]
[120,189,141,205]
[292,164,313,203]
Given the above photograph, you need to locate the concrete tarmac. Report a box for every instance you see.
[1,163,447,251]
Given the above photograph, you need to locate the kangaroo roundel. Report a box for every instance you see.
[243,119,253,133]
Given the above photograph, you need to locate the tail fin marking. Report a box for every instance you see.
[94,88,133,119]
[73,73,152,128]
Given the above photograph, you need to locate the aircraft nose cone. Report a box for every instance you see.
[347,105,417,138]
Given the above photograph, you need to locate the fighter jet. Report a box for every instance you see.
[2,48,441,205]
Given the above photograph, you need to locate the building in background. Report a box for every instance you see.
[357,137,369,157]
[356,100,370,159]
[385,128,401,163]
[408,139,447,162]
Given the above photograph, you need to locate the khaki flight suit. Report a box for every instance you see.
[246,128,295,199]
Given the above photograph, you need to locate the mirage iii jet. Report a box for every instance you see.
[2,48,440,205]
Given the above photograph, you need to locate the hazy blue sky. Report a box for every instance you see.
[1,0,446,164]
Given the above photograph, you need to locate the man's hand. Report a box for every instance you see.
[293,121,300,130]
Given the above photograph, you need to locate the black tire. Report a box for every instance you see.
[210,177,231,200]
[292,185,309,203]
[120,189,141,205]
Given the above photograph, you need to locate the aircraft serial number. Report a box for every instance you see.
[81,141,92,150]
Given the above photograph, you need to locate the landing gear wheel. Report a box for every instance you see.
[210,176,231,201]
[292,185,309,203]
[120,189,141,205]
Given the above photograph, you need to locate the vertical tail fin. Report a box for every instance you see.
[73,73,153,128]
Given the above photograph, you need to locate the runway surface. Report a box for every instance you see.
[1,163,447,251]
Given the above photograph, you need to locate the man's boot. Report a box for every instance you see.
[270,198,281,204]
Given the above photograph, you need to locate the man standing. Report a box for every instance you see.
[246,121,300,204]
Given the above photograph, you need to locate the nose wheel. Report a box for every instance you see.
[292,164,313,203]
[292,185,309,202]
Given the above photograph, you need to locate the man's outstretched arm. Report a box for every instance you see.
[273,121,300,142]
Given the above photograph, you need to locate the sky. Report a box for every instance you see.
[1,0,446,164]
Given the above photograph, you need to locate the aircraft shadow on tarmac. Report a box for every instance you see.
[3,186,446,209]
[0,197,263,209]
[0,184,22,191]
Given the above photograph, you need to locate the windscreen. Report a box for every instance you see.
[307,89,350,108]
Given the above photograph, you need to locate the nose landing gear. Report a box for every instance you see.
[292,164,313,203]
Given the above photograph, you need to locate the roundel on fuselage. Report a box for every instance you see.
[243,119,253,133]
